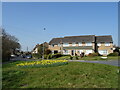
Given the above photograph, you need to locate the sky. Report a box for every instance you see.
[2,2,118,51]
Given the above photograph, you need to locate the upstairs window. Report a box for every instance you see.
[105,43,110,46]
[78,43,82,46]
[85,43,92,46]
[51,44,54,47]
[72,43,76,46]
[58,44,61,47]
[97,43,101,46]
[63,43,69,47]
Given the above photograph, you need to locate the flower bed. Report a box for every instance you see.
[16,60,68,68]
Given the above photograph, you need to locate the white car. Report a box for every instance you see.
[11,54,16,58]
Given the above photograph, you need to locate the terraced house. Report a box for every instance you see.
[49,35,113,56]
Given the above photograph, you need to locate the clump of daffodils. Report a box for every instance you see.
[16,60,68,68]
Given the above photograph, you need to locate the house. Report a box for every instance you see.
[48,35,113,56]
[32,42,49,54]
[31,44,40,54]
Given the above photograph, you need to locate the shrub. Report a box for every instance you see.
[51,53,62,58]
[70,56,73,60]
[62,54,71,56]
[32,53,42,59]
[75,56,79,60]
[107,52,119,56]
[47,54,52,59]
[88,53,101,57]
[44,55,48,59]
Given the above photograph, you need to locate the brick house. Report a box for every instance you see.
[48,35,113,56]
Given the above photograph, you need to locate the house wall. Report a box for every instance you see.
[97,43,113,56]
[49,42,95,55]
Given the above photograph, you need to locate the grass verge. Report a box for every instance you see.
[2,61,119,88]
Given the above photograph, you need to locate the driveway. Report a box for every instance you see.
[68,60,119,67]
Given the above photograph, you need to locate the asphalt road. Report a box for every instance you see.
[6,57,120,67]
[69,60,119,67]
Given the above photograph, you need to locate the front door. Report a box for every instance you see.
[54,50,58,54]
[71,50,74,56]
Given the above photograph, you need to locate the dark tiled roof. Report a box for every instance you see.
[96,35,113,43]
[49,35,113,44]
[49,35,95,44]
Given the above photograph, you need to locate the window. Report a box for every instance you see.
[58,44,61,47]
[85,43,92,46]
[63,43,69,47]
[98,50,108,55]
[51,44,54,47]
[105,43,110,46]
[78,50,83,54]
[85,50,92,55]
[63,50,69,55]
[72,43,76,46]
[78,43,82,46]
[97,43,101,46]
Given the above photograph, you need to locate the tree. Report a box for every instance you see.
[37,42,51,55]
[2,29,21,61]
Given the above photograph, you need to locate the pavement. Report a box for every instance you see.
[2,57,120,67]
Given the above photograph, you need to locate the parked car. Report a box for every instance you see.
[26,55,32,59]
[10,54,16,58]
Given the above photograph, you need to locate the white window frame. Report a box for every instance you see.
[85,50,93,55]
[98,50,108,55]
[78,50,83,54]
[78,43,82,46]
[97,43,101,46]
[72,42,76,46]
[51,44,54,47]
[58,44,61,47]
[63,50,69,55]
[105,43,110,46]
[63,43,69,47]
[85,43,92,46]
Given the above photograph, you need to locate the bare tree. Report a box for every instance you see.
[2,29,21,61]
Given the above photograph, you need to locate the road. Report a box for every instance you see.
[2,57,120,67]
[68,60,119,67]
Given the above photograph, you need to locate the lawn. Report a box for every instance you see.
[2,61,119,88]
[56,56,120,60]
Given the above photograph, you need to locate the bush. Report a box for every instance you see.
[107,52,119,56]
[75,56,79,60]
[47,54,52,59]
[62,54,71,56]
[51,53,62,58]
[70,56,73,60]
[32,53,42,59]
[88,53,101,57]
[44,55,48,59]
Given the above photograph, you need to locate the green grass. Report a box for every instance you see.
[2,61,119,88]
[55,56,120,60]
[79,56,119,60]
[56,56,70,60]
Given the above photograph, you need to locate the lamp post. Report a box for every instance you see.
[42,28,46,60]
[42,42,44,60]
[60,39,63,54]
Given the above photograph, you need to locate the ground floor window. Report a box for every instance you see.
[63,50,69,55]
[85,50,93,55]
[98,50,108,55]
[78,50,83,54]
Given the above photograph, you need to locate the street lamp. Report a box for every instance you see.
[42,42,44,60]
[42,28,46,60]
[60,39,63,54]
